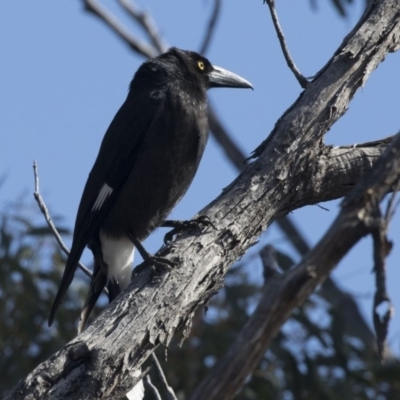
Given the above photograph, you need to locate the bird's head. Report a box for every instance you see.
[161,48,253,91]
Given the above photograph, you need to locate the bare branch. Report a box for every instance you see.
[119,0,167,54]
[210,87,389,359]
[372,213,393,362]
[32,161,101,288]
[144,376,162,400]
[384,179,400,222]
[199,0,222,55]
[83,0,158,58]
[207,106,247,171]
[260,244,280,281]
[151,353,178,400]
[370,178,399,361]
[264,0,309,88]
[190,131,400,400]
[291,138,393,209]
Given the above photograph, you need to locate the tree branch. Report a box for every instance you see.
[371,180,399,360]
[144,376,161,400]
[83,0,157,58]
[150,353,178,400]
[32,161,99,286]
[264,0,309,88]
[119,0,167,54]
[291,137,394,209]
[190,131,400,400]
[207,106,247,172]
[198,0,222,55]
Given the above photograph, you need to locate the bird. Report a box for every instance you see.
[48,47,252,333]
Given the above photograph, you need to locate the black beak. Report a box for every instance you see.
[208,65,253,90]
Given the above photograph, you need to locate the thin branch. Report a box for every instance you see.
[371,213,393,362]
[144,376,162,400]
[83,0,157,58]
[264,0,309,88]
[32,161,103,289]
[119,0,167,54]
[207,106,247,171]
[199,0,222,55]
[371,180,399,361]
[275,216,310,255]
[151,353,178,400]
[384,179,400,222]
[260,244,280,281]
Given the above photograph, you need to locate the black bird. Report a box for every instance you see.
[48,47,252,332]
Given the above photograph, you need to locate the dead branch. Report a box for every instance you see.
[190,131,400,399]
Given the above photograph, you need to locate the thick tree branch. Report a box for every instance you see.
[190,131,400,400]
[7,0,400,398]
[208,99,383,355]
[292,137,394,209]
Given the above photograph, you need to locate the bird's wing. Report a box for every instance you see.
[48,93,164,326]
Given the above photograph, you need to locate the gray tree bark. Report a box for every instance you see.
[7,0,400,399]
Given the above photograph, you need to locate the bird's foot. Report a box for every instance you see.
[146,255,176,270]
[162,216,215,245]
[128,231,176,270]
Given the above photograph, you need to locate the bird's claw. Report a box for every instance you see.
[128,230,176,270]
[152,255,176,269]
[163,216,215,245]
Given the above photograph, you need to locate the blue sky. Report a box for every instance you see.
[1,1,400,355]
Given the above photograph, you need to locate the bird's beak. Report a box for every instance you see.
[208,65,253,89]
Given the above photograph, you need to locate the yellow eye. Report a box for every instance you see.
[197,61,205,71]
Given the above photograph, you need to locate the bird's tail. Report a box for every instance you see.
[48,245,86,327]
[78,242,110,334]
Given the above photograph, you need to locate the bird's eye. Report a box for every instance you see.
[197,61,205,71]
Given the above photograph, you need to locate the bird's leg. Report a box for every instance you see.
[161,215,216,245]
[127,231,176,269]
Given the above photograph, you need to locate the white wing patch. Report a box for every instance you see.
[92,183,113,211]
[99,230,134,291]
